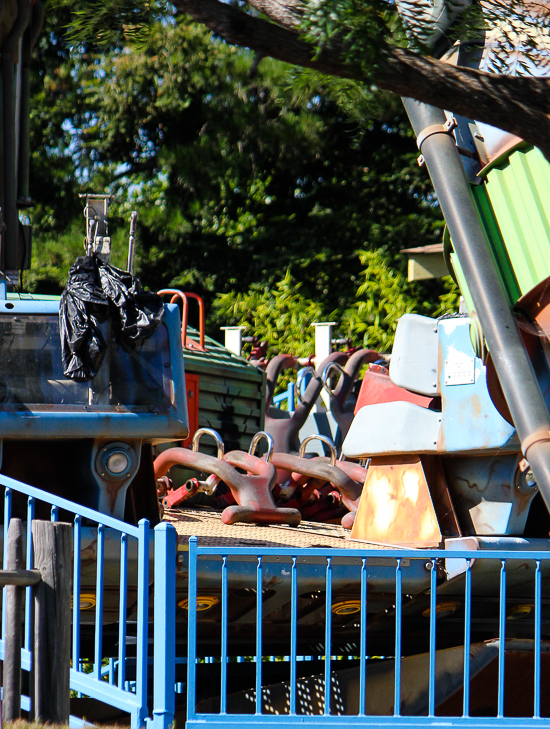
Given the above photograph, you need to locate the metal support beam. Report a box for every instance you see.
[403,98,550,513]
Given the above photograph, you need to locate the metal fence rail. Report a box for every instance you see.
[187,537,550,728]
[0,472,176,729]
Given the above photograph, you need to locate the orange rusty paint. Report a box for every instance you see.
[350,455,442,547]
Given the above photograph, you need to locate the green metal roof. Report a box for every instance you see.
[184,327,266,453]
[7,293,61,301]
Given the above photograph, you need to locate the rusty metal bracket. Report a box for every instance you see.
[222,450,301,526]
[417,117,457,152]
[271,452,362,509]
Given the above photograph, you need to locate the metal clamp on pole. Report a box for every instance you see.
[417,117,457,166]
[521,430,550,459]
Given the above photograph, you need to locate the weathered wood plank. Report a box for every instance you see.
[33,520,72,724]
[3,518,24,721]
[0,569,40,587]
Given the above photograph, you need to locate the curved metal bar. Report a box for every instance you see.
[321,362,346,397]
[265,354,299,409]
[329,348,382,438]
[314,456,369,484]
[249,431,275,462]
[192,428,224,459]
[154,447,238,484]
[333,349,381,400]
[158,288,207,351]
[271,452,362,504]
[181,292,206,351]
[265,352,348,457]
[157,289,187,348]
[299,435,337,466]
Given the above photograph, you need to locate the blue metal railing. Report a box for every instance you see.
[272,368,314,414]
[273,383,295,413]
[187,537,550,728]
[0,472,176,729]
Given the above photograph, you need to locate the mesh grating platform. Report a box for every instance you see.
[163,508,393,550]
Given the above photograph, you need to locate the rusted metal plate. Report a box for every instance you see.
[182,373,199,448]
[350,455,442,547]
[420,455,462,538]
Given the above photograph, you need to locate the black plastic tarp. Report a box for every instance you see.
[60,255,164,381]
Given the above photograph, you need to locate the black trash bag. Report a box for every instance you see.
[60,254,164,381]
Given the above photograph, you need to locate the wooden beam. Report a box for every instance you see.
[33,520,72,724]
[3,518,24,721]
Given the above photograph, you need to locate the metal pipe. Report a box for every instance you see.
[2,0,31,272]
[403,98,550,513]
[127,210,137,273]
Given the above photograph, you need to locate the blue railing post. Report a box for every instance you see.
[151,522,177,729]
[187,536,198,723]
[134,518,150,728]
[287,381,296,413]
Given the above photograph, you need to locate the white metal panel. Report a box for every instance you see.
[342,401,442,458]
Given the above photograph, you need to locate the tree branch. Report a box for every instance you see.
[174,0,550,159]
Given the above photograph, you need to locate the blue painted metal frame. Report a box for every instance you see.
[187,537,550,728]
[0,300,188,440]
[0,471,177,729]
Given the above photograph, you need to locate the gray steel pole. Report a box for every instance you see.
[403,98,550,512]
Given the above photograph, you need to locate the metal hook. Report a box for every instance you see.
[321,362,346,396]
[192,428,224,460]
[248,431,274,462]
[298,435,337,466]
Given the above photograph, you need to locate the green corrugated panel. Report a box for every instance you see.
[471,186,520,306]
[183,326,266,453]
[482,146,550,298]
[449,146,550,311]
[449,251,475,313]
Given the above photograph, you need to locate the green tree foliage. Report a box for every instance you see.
[216,255,459,358]
[213,270,327,360]
[27,14,456,353]
[29,5,88,234]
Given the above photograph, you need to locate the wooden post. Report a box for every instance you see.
[3,518,24,721]
[32,520,72,724]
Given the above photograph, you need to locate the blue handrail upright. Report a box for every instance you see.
[0,472,176,729]
[186,541,550,728]
[151,522,177,729]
